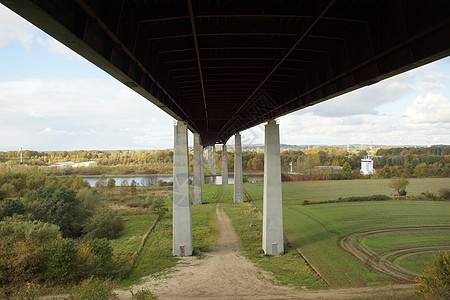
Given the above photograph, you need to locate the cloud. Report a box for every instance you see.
[404,94,450,124]
[0,77,174,150]
[36,36,82,60]
[299,60,449,118]
[0,5,38,48]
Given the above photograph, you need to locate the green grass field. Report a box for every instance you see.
[246,178,450,287]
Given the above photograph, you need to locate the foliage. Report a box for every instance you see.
[389,177,410,196]
[45,238,79,283]
[107,178,116,188]
[76,188,101,211]
[78,239,115,278]
[67,277,117,300]
[131,288,157,300]
[438,188,450,201]
[416,251,450,299]
[82,209,125,240]
[24,186,90,237]
[0,198,25,219]
[0,217,59,284]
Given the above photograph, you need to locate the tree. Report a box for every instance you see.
[389,177,409,196]
[339,162,353,179]
[130,180,137,196]
[107,178,116,189]
[416,251,450,299]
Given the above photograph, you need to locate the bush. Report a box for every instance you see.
[416,251,450,299]
[68,277,117,300]
[25,186,90,238]
[131,289,157,300]
[438,188,450,201]
[45,238,79,283]
[78,239,115,278]
[0,198,25,219]
[389,177,409,196]
[82,209,125,240]
[107,178,116,189]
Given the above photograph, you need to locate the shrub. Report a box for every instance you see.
[77,188,101,211]
[107,178,116,189]
[0,198,25,219]
[45,238,79,283]
[389,177,409,196]
[78,239,115,278]
[131,289,157,300]
[67,277,117,300]
[25,186,90,238]
[438,188,450,201]
[416,251,450,299]
[83,209,125,240]
[0,217,60,284]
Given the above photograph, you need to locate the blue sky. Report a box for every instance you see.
[1,4,449,151]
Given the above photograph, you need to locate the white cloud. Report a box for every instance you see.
[404,94,450,124]
[0,4,39,49]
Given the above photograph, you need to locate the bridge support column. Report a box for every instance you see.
[193,133,202,205]
[212,145,217,174]
[222,144,228,185]
[172,121,192,256]
[262,120,284,255]
[233,133,243,203]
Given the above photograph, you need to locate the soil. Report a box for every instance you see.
[116,204,417,299]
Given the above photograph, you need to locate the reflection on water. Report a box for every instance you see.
[83,174,263,187]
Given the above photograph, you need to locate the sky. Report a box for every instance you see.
[0,4,449,151]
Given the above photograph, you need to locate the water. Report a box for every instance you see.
[83,174,263,187]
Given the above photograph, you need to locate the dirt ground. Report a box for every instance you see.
[116,204,416,299]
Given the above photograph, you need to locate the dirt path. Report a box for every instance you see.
[116,204,416,299]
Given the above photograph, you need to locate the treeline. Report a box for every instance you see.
[374,147,450,178]
[2,146,449,179]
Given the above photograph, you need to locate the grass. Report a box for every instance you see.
[110,214,157,272]
[246,178,450,287]
[245,178,450,204]
[222,202,327,290]
[398,252,435,273]
[118,186,222,287]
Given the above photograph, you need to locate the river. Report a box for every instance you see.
[83,174,263,187]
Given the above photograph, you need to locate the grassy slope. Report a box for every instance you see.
[246,178,450,287]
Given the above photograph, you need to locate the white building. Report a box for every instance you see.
[360,156,375,175]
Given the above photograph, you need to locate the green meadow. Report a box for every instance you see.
[246,178,450,287]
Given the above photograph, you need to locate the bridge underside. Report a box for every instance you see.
[2,0,450,145]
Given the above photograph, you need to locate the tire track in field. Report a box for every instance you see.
[338,226,450,283]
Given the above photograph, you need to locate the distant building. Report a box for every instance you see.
[49,161,97,168]
[73,161,98,167]
[314,166,342,172]
[360,156,375,175]
[49,161,76,168]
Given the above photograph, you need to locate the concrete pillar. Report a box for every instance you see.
[172,121,193,256]
[233,133,243,203]
[193,133,202,205]
[222,144,228,185]
[212,144,217,174]
[262,120,284,255]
